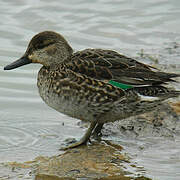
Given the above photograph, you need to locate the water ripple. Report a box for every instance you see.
[0,126,36,151]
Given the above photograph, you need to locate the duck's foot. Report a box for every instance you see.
[60,121,97,150]
[60,138,87,150]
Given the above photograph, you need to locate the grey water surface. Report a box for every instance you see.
[0,0,180,179]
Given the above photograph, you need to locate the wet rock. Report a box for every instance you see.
[35,174,151,180]
[1,142,150,179]
[0,143,150,179]
[35,174,76,180]
[35,142,129,179]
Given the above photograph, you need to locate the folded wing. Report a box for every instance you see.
[67,49,179,86]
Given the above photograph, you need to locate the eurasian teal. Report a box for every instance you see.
[4,31,180,149]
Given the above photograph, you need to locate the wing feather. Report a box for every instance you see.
[66,49,179,86]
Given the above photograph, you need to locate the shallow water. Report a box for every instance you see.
[0,0,180,179]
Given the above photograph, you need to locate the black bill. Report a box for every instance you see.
[4,57,31,70]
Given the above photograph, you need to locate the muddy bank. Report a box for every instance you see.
[102,102,180,140]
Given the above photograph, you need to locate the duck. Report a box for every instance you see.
[4,31,180,149]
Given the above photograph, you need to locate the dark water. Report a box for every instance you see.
[0,0,180,179]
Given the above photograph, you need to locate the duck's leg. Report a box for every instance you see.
[92,123,104,139]
[61,121,97,150]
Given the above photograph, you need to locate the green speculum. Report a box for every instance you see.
[108,80,133,90]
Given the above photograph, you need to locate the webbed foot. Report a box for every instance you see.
[60,121,97,150]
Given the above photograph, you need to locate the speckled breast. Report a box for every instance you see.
[37,66,99,122]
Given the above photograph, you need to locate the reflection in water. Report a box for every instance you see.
[0,0,180,179]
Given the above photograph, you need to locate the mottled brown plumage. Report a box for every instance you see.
[67,49,179,85]
[4,31,180,149]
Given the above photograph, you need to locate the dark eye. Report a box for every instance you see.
[36,41,55,50]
